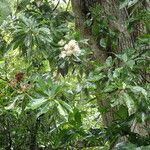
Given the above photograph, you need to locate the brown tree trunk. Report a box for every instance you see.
[71,1,150,143]
[71,1,150,145]
[71,0,107,62]
[71,0,134,127]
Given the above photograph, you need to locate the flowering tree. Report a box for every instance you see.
[0,0,150,149]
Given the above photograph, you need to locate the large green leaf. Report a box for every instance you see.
[130,86,147,98]
[123,93,136,115]
[26,97,48,110]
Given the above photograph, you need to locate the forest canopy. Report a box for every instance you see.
[0,0,150,149]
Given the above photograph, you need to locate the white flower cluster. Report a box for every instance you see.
[59,40,81,58]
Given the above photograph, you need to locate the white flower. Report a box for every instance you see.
[64,44,70,51]
[68,40,77,47]
[66,50,74,56]
[73,45,81,53]
[60,40,81,58]
[68,40,81,54]
[59,51,66,58]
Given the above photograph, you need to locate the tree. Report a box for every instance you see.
[0,0,150,149]
[71,0,150,138]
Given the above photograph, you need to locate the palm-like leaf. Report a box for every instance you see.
[8,15,52,58]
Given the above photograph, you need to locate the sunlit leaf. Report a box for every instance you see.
[26,98,48,110]
[130,86,147,98]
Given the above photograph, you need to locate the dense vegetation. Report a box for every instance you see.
[0,0,150,149]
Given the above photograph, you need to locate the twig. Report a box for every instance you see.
[0,76,8,82]
[52,0,60,13]
[66,0,71,11]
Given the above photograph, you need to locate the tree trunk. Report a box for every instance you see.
[71,0,149,138]
[71,0,107,62]
[71,0,134,127]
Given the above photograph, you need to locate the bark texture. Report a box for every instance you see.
[71,0,150,138]
[71,0,134,127]
[71,0,107,62]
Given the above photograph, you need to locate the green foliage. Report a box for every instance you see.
[0,0,150,149]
